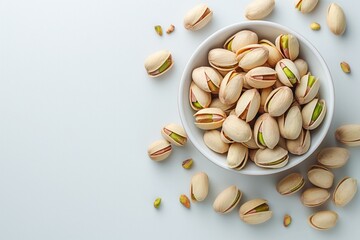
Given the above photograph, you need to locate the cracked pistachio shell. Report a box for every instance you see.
[302,98,326,130]
[144,50,173,77]
[235,89,260,122]
[190,172,209,202]
[275,59,300,87]
[194,108,226,130]
[239,199,272,224]
[259,87,272,113]
[295,73,320,105]
[147,139,172,161]
[333,177,357,207]
[204,130,229,154]
[308,210,338,230]
[213,185,242,214]
[307,165,334,189]
[276,173,305,195]
[244,0,275,20]
[161,123,188,147]
[192,66,223,94]
[301,188,330,207]
[335,125,360,147]
[295,0,319,14]
[209,98,236,114]
[275,34,300,60]
[224,30,258,53]
[227,143,248,170]
[222,115,252,143]
[327,3,346,36]
[245,67,277,89]
[254,146,289,168]
[254,113,280,149]
[265,86,293,117]
[219,71,244,105]
[220,129,234,144]
[208,48,238,72]
[294,59,308,78]
[183,4,213,31]
[286,128,311,155]
[259,39,283,68]
[236,44,269,71]
[189,82,212,111]
[317,147,349,168]
[278,104,302,140]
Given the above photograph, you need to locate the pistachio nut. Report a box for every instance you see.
[204,130,230,154]
[208,48,238,72]
[302,98,326,130]
[144,50,173,77]
[161,123,188,146]
[295,0,319,14]
[259,39,283,68]
[294,58,308,78]
[310,22,321,31]
[283,214,292,227]
[147,139,172,161]
[244,0,275,20]
[276,173,305,196]
[194,108,226,130]
[235,89,260,122]
[301,188,330,207]
[254,113,280,149]
[182,158,193,169]
[327,3,346,36]
[222,115,252,143]
[179,194,191,208]
[183,4,213,31]
[307,165,334,189]
[189,82,212,111]
[264,86,293,117]
[239,199,273,224]
[213,185,242,214]
[236,44,269,71]
[275,59,300,87]
[220,129,234,144]
[245,67,277,89]
[259,87,272,113]
[278,104,302,140]
[333,177,357,207]
[219,70,244,105]
[254,146,289,168]
[317,147,349,168]
[190,172,209,202]
[209,98,236,114]
[275,34,300,61]
[224,30,259,53]
[340,61,351,73]
[227,143,248,170]
[153,197,161,208]
[335,124,360,146]
[286,128,311,155]
[308,210,338,230]
[192,66,223,94]
[295,73,320,105]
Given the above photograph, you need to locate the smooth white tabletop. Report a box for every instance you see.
[0,0,359,239]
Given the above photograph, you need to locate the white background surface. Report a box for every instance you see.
[0,0,359,239]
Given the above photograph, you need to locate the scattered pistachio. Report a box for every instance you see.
[154,25,163,36]
[179,194,191,208]
[340,61,351,73]
[283,214,292,227]
[182,158,194,169]
[154,197,161,208]
[166,24,175,34]
[310,22,321,31]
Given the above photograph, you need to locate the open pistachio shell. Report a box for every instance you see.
[254,146,289,168]
[213,185,242,214]
[235,89,260,122]
[333,177,357,207]
[209,98,236,114]
[208,48,238,72]
[307,165,334,189]
[183,4,213,31]
[219,71,243,105]
[254,113,279,149]
[147,139,172,161]
[335,124,360,147]
[327,3,346,36]
[259,87,272,113]
[227,143,248,170]
[278,104,302,140]
[245,67,277,89]
[204,130,229,154]
[190,172,209,202]
[275,34,300,60]
[276,173,305,195]
[295,73,320,105]
[301,188,330,207]
[294,58,308,78]
[286,128,311,155]
[224,30,258,53]
[192,66,223,94]
[161,123,188,146]
[317,147,349,168]
[144,50,173,77]
[295,0,319,14]
[222,115,252,143]
[194,108,226,130]
[236,44,269,71]
[244,0,275,20]
[265,86,293,117]
[239,199,273,224]
[259,39,283,68]
[275,59,300,87]
[189,82,212,111]
[302,98,326,130]
[308,210,338,230]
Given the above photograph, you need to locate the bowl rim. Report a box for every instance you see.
[178,20,335,175]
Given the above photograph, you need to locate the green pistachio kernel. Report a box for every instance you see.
[227,40,233,51]
[258,132,266,146]
[311,102,323,121]
[169,132,186,145]
[283,67,296,84]
[158,58,172,73]
[254,203,269,212]
[193,101,203,109]
[281,35,289,49]
[308,75,316,87]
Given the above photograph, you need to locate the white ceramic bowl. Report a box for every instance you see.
[178,21,334,175]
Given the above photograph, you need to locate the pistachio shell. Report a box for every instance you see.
[295,73,320,105]
[254,113,280,149]
[236,44,269,71]
[227,143,248,170]
[245,67,277,89]
[302,98,326,130]
[194,108,226,130]
[254,146,289,169]
[224,30,258,53]
[259,39,283,68]
[294,59,308,78]
[275,59,300,87]
[144,50,173,77]
[286,128,311,155]
[317,147,349,168]
[265,86,293,117]
[239,199,272,224]
[327,3,346,36]
[275,34,300,61]
[219,71,244,105]
[276,173,305,195]
[333,177,357,207]
[278,104,302,140]
[222,115,252,143]
[209,98,236,114]
[307,165,334,189]
[204,130,229,154]
[259,87,272,113]
[208,48,238,72]
[189,82,212,111]
[147,139,172,161]
[301,188,330,207]
[244,0,275,20]
[190,172,209,202]
[235,89,260,122]
[213,185,242,214]
[308,211,338,230]
[295,0,319,14]
[192,66,223,93]
[161,123,188,146]
[335,125,360,147]
[183,4,213,31]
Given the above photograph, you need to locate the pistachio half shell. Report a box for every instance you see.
[235,89,260,122]
[144,50,173,77]
[259,39,283,68]
[335,124,360,146]
[327,3,346,36]
[208,48,238,72]
[302,98,326,130]
[295,0,319,14]
[276,173,305,195]
[275,59,300,87]
[239,199,273,224]
[278,104,302,140]
[307,165,334,189]
[265,86,293,117]
[190,172,209,202]
[236,44,269,71]
[192,66,223,93]
[222,115,252,143]
[161,123,188,146]
[294,58,308,78]
[245,67,277,89]
[224,30,259,53]
[254,113,280,149]
[219,70,244,105]
[183,4,213,31]
[286,128,311,155]
[227,143,248,170]
[213,185,242,214]
[244,0,275,20]
[204,130,229,154]
[189,82,212,111]
[254,146,289,168]
[317,147,349,168]
[194,108,226,130]
[301,188,330,207]
[308,210,338,230]
[333,177,357,207]
[147,139,172,161]
[275,34,300,61]
[295,72,320,105]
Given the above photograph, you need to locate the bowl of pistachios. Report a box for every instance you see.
[178,21,334,175]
